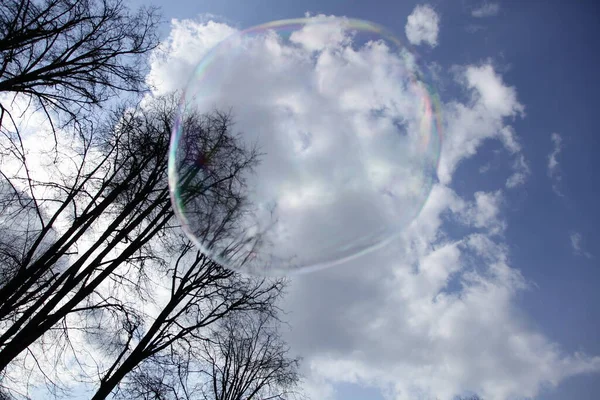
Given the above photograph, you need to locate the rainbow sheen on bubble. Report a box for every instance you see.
[169,16,443,275]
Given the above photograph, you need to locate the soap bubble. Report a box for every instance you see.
[169,16,442,275]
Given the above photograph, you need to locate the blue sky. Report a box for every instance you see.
[125,0,600,399]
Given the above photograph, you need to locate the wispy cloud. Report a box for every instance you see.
[570,232,592,259]
[405,4,440,47]
[465,24,486,34]
[548,133,562,173]
[547,133,564,196]
[472,2,500,18]
[506,154,530,188]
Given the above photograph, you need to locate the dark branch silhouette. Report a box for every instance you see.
[89,246,289,399]
[0,2,302,397]
[117,302,303,400]
[0,0,160,130]
[0,93,291,398]
[199,310,302,400]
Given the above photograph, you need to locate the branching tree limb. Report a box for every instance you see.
[0,0,160,130]
[0,94,285,398]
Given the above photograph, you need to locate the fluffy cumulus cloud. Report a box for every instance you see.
[156,15,442,274]
[472,2,501,18]
[405,5,440,47]
[286,185,600,400]
[146,18,236,95]
[147,15,600,400]
[437,64,525,185]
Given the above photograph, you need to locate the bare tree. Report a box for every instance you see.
[0,94,278,398]
[0,0,160,328]
[0,0,160,136]
[115,293,302,400]
[0,97,175,362]
[0,3,302,397]
[199,310,302,400]
[88,242,286,400]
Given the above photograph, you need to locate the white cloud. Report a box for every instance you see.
[145,16,600,400]
[497,126,531,189]
[437,64,524,185]
[289,15,350,52]
[2,12,595,400]
[570,232,592,259]
[146,19,236,95]
[506,154,530,188]
[547,133,564,196]
[462,191,505,234]
[285,193,600,400]
[152,16,444,274]
[405,5,440,47]
[548,133,562,174]
[472,2,501,18]
[465,66,524,118]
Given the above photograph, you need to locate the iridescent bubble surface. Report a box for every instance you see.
[169,16,442,275]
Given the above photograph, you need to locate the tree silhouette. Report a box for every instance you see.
[0,2,301,397]
[0,94,290,398]
[198,310,302,400]
[0,0,160,138]
[94,253,300,400]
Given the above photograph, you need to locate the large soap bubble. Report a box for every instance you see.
[169,16,442,275]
